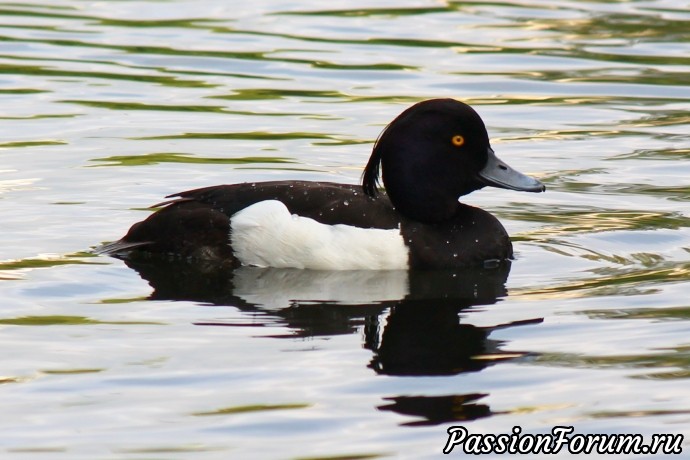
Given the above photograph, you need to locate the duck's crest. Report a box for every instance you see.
[362,121,390,197]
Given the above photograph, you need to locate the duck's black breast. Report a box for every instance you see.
[400,204,513,269]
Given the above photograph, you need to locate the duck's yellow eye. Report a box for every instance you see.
[451,135,465,147]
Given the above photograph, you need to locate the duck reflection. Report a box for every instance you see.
[368,268,532,376]
[120,257,541,425]
[379,394,492,427]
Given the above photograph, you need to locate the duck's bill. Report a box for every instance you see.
[478,148,545,192]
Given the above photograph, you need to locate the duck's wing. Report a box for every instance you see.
[166,181,400,228]
[97,181,400,261]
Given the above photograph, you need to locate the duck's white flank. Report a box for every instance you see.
[230,200,409,270]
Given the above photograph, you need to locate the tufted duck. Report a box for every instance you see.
[98,98,545,269]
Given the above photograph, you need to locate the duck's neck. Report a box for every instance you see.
[382,167,465,223]
[394,192,460,223]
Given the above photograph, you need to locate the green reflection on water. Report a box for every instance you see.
[620,110,690,128]
[193,403,310,416]
[0,51,282,82]
[0,35,415,72]
[515,68,690,87]
[0,6,90,21]
[214,25,466,50]
[6,448,67,454]
[0,140,66,148]
[518,12,690,43]
[596,184,690,202]
[61,100,234,114]
[90,152,295,167]
[0,255,102,271]
[312,61,413,71]
[275,7,450,17]
[533,171,690,201]
[116,445,225,454]
[0,114,78,120]
[0,5,223,29]
[583,306,690,322]
[213,88,347,101]
[129,131,368,147]
[0,61,214,88]
[0,315,163,326]
[0,87,49,94]
[535,344,690,381]
[133,131,340,142]
[211,88,420,105]
[611,147,690,161]
[42,368,104,374]
[96,297,149,304]
[639,370,690,380]
[60,99,307,117]
[589,408,690,418]
[548,49,689,68]
[511,262,690,299]
[509,206,689,236]
[1,3,76,11]
[95,18,223,29]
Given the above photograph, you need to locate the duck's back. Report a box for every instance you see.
[174,181,400,227]
[107,181,401,265]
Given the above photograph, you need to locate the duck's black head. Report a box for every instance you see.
[362,98,545,223]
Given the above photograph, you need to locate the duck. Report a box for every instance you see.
[98,98,545,270]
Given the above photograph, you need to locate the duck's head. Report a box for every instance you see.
[362,98,545,223]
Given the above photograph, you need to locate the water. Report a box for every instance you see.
[1,0,689,458]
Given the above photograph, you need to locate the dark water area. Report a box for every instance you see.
[1,1,688,458]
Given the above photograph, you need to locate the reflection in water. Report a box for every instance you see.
[122,257,542,425]
[378,394,492,427]
[369,298,540,377]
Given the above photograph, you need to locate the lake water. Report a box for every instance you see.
[1,0,689,458]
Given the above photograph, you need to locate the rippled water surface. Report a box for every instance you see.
[1,1,689,458]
